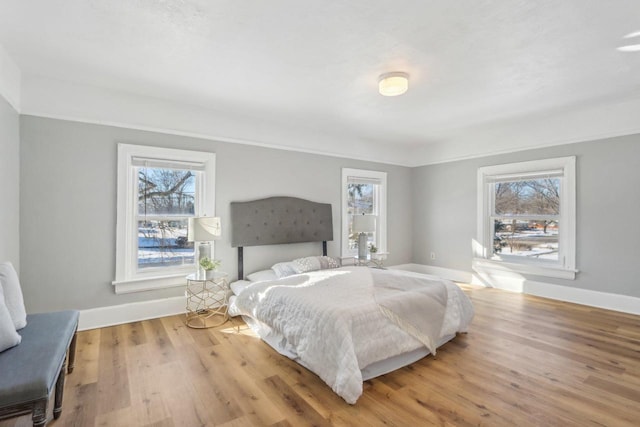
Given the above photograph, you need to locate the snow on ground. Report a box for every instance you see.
[496,231,559,260]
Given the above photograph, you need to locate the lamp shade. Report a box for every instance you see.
[352,214,376,233]
[188,217,221,242]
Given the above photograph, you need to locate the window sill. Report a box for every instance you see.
[112,273,188,294]
[472,258,577,280]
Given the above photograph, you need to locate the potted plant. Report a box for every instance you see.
[369,244,379,259]
[199,257,220,278]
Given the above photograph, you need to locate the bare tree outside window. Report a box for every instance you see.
[493,178,560,260]
[347,183,376,250]
[137,168,196,269]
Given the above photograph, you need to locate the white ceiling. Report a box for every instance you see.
[1,1,639,166]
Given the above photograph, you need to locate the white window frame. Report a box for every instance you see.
[474,156,576,280]
[341,168,387,259]
[113,144,216,294]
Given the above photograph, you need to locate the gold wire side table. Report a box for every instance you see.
[354,252,388,269]
[185,271,229,328]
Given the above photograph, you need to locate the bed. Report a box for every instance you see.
[228,196,474,404]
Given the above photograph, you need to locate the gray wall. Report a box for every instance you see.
[18,114,638,311]
[19,116,413,312]
[0,96,19,270]
[412,134,640,298]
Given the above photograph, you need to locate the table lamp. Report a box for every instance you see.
[352,214,376,259]
[188,217,221,267]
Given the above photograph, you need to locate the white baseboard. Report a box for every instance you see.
[78,296,185,331]
[390,263,474,284]
[523,280,640,316]
[389,263,640,316]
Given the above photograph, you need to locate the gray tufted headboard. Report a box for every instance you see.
[230,196,333,279]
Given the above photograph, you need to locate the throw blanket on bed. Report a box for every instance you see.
[372,269,447,355]
[230,266,473,404]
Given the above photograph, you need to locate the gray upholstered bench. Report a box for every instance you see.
[0,310,79,427]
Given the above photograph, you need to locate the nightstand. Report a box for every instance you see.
[354,252,388,269]
[185,271,229,328]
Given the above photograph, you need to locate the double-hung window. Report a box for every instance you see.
[341,168,387,258]
[114,144,216,293]
[475,156,576,279]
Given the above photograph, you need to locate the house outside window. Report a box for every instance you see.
[341,168,387,258]
[114,144,215,293]
[475,156,576,279]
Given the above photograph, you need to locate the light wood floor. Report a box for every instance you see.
[3,285,640,427]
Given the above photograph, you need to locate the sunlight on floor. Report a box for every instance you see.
[220,318,260,337]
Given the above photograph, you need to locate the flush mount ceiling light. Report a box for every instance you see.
[378,72,409,96]
[618,45,640,52]
[617,30,640,52]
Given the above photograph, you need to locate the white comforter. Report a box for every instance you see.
[229,267,474,404]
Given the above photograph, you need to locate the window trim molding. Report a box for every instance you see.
[113,144,216,293]
[341,168,387,259]
[475,156,576,279]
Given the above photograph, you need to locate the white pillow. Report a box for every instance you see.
[271,262,298,278]
[0,262,27,330]
[292,256,341,273]
[246,269,278,282]
[230,280,252,295]
[0,282,21,352]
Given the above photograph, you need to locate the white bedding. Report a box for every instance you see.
[229,266,474,404]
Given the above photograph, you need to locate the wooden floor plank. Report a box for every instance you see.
[124,339,172,426]
[96,324,131,415]
[140,318,177,366]
[258,375,330,427]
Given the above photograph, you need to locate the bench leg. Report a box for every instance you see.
[32,399,47,427]
[68,329,78,374]
[53,360,67,420]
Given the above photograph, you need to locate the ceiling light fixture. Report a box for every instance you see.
[622,30,640,39]
[617,30,640,52]
[617,44,640,52]
[378,72,409,96]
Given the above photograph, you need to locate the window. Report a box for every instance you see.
[341,168,387,258]
[114,144,215,293]
[475,156,576,279]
